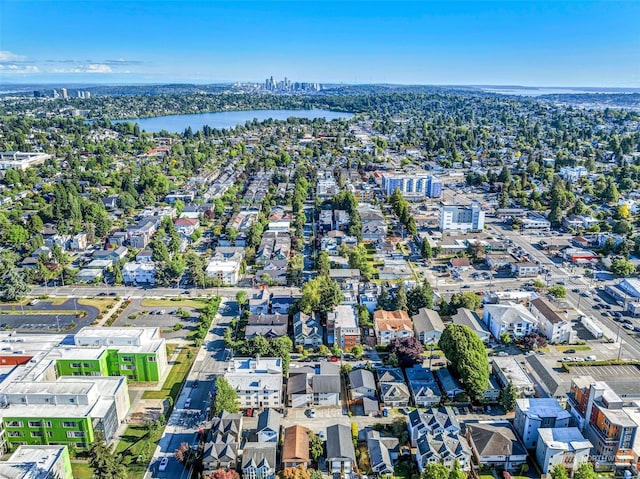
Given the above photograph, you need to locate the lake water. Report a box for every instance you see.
[115,109,353,132]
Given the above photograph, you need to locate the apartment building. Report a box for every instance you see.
[374,310,414,346]
[513,397,572,449]
[381,172,442,200]
[535,428,592,475]
[529,298,577,344]
[439,202,485,232]
[224,358,283,408]
[327,305,360,351]
[122,261,156,285]
[482,302,538,340]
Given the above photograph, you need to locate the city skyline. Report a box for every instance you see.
[1,1,639,87]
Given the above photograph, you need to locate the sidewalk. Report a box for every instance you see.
[93,298,124,327]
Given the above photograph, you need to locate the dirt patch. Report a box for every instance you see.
[129,399,168,424]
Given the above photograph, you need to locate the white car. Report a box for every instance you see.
[184,398,192,408]
[309,408,316,418]
[158,457,169,471]
[317,430,326,441]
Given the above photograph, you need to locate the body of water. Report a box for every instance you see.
[115,108,353,132]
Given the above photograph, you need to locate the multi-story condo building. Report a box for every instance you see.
[535,428,592,475]
[327,305,360,351]
[0,151,51,170]
[0,445,74,479]
[513,398,572,449]
[224,358,283,408]
[122,261,156,285]
[567,377,640,468]
[482,302,538,340]
[381,172,442,200]
[439,202,485,232]
[529,298,577,344]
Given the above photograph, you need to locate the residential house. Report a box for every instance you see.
[492,357,536,397]
[256,409,281,443]
[529,298,577,344]
[256,260,288,286]
[367,430,399,475]
[245,314,288,339]
[224,358,283,408]
[293,312,323,349]
[203,411,242,473]
[378,258,412,281]
[416,431,472,473]
[535,428,592,475]
[482,302,539,340]
[466,422,528,472]
[449,257,472,271]
[136,249,153,262]
[513,398,572,450]
[374,310,414,346]
[327,305,360,351]
[326,424,356,475]
[406,365,442,407]
[102,195,118,210]
[249,290,270,315]
[122,262,156,285]
[282,425,310,469]
[359,282,379,313]
[511,262,540,278]
[412,308,445,345]
[451,308,491,343]
[435,368,465,399]
[93,246,128,262]
[407,407,460,447]
[348,369,377,401]
[378,367,410,407]
[242,444,276,479]
[175,218,199,238]
[127,218,157,249]
[271,293,299,314]
[70,233,88,251]
[287,363,341,408]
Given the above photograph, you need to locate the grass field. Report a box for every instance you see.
[557,345,592,352]
[71,461,93,479]
[141,298,206,309]
[142,346,197,401]
[115,423,162,479]
[78,298,116,313]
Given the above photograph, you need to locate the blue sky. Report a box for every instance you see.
[1,1,639,87]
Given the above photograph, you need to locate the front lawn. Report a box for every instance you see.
[142,346,197,402]
[140,298,206,309]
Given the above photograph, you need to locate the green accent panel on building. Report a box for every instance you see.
[3,416,94,450]
[55,355,109,378]
[106,349,161,382]
[60,445,74,479]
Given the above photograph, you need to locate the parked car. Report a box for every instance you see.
[184,398,192,408]
[309,408,316,418]
[565,349,576,354]
[328,356,340,363]
[158,457,169,471]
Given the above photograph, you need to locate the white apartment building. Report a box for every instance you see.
[0,151,51,170]
[225,358,283,408]
[513,398,572,449]
[122,261,156,285]
[327,305,360,351]
[439,202,485,232]
[482,302,539,340]
[535,428,592,475]
[559,166,588,182]
[205,258,241,285]
[529,298,577,344]
[492,357,536,397]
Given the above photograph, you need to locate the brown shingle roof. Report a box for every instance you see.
[374,310,413,332]
[283,425,310,463]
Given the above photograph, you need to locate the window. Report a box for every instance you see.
[121,356,133,362]
[67,431,85,438]
[7,431,22,437]
[31,431,43,437]
[6,421,23,428]
[28,421,42,427]
[48,432,53,437]
[45,421,52,428]
[148,356,157,362]
[120,364,136,370]
[62,421,77,428]
[71,363,82,368]
[83,363,92,368]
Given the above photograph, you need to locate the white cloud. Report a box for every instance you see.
[0,64,39,74]
[0,51,26,62]
[75,64,113,73]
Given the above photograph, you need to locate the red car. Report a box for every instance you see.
[328,356,340,362]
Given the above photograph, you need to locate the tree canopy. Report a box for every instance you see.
[439,324,490,401]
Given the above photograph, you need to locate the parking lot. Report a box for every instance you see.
[113,299,201,339]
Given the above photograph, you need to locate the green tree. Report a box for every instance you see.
[236,290,248,313]
[500,332,512,345]
[421,239,433,259]
[439,324,490,401]
[500,383,520,412]
[407,280,434,316]
[395,285,408,311]
[550,464,569,479]
[151,239,171,263]
[547,285,567,298]
[0,267,30,301]
[5,224,28,246]
[316,251,331,276]
[213,377,239,415]
[309,432,324,462]
[573,462,597,479]
[89,436,128,479]
[298,276,344,314]
[351,345,364,359]
[422,462,449,479]
[445,292,482,314]
[448,460,466,479]
[611,258,636,277]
